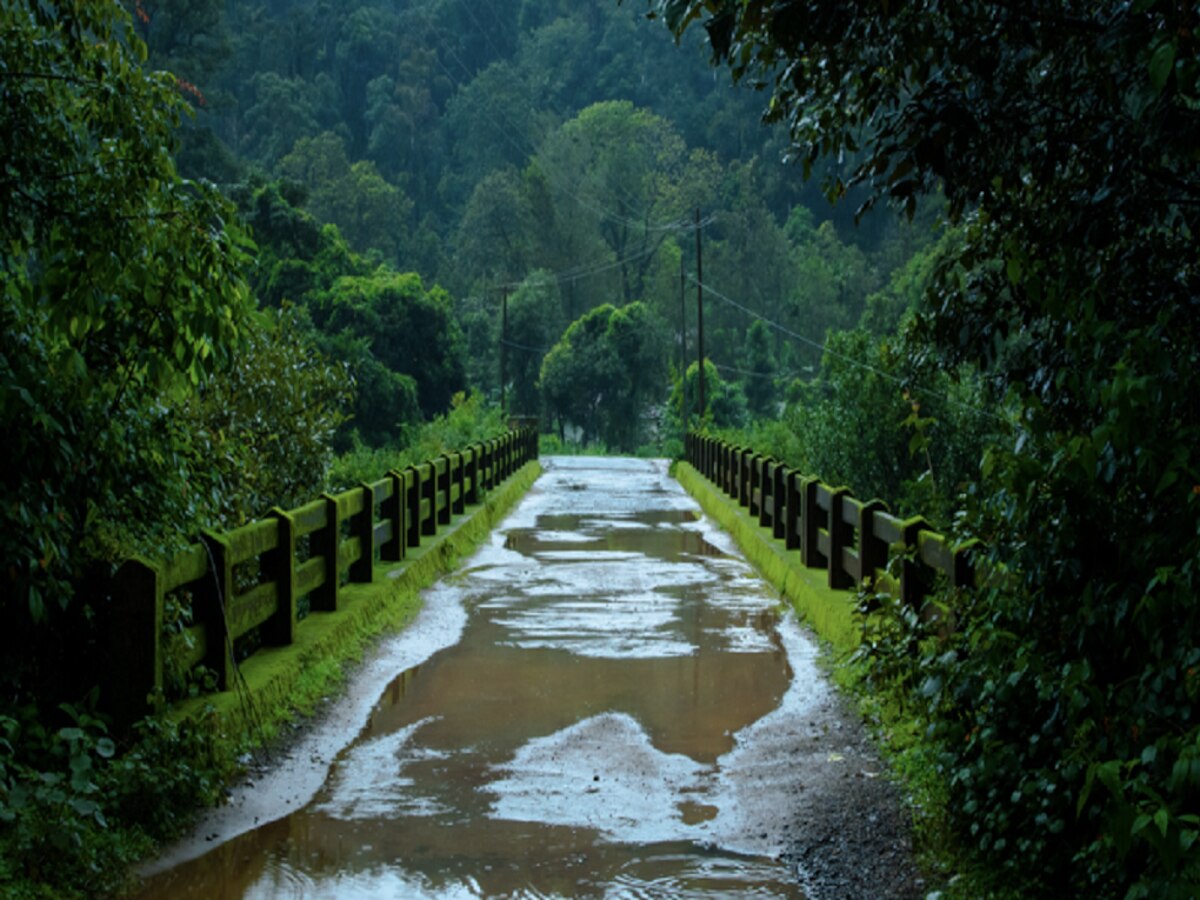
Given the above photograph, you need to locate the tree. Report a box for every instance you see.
[533,101,719,304]
[739,320,777,419]
[313,270,467,422]
[666,358,746,434]
[174,307,352,528]
[650,0,1200,893]
[453,168,536,291]
[278,132,412,262]
[539,301,668,449]
[0,0,256,627]
[239,71,323,165]
[503,271,565,418]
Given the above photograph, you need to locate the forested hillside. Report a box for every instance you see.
[140,0,942,455]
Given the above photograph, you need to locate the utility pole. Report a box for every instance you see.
[680,255,689,438]
[695,208,705,422]
[500,286,509,417]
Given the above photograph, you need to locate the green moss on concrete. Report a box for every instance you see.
[175,461,542,749]
[673,462,860,653]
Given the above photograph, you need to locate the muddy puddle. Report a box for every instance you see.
[136,457,830,898]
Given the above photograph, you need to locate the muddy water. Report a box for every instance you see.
[137,458,826,898]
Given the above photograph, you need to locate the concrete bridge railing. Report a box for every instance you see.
[686,431,979,611]
[108,428,539,728]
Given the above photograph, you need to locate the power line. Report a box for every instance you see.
[500,337,553,354]
[714,362,793,380]
[691,275,1008,423]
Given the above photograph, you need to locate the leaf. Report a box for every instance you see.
[1154,806,1170,837]
[1149,40,1176,94]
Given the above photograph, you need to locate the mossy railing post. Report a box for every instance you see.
[350,484,374,583]
[732,448,745,504]
[419,464,436,537]
[382,471,406,562]
[801,478,825,570]
[109,557,164,730]
[748,454,763,518]
[824,487,855,590]
[856,500,889,590]
[757,458,772,528]
[263,508,297,645]
[729,451,748,508]
[451,452,466,515]
[400,466,419,549]
[480,441,493,492]
[784,470,803,550]
[715,444,724,501]
[466,446,481,505]
[900,517,933,608]
[314,493,341,612]
[771,463,788,541]
[199,530,236,690]
[436,455,452,527]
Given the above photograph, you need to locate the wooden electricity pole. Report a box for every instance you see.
[695,208,705,421]
[500,286,509,416]
[680,255,689,437]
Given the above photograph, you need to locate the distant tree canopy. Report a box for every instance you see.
[539,301,668,450]
[651,0,1200,894]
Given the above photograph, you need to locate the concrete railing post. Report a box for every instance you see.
[199,530,236,689]
[264,507,297,643]
[108,558,164,730]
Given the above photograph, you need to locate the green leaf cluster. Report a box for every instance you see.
[540,301,669,451]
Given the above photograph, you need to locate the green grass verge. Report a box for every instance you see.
[672,462,858,651]
[174,460,543,752]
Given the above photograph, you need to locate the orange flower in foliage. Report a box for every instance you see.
[175,78,207,107]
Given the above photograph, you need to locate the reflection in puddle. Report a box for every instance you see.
[136,458,808,898]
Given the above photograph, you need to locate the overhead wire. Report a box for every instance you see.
[714,362,794,380]
[691,274,1008,423]
[500,337,553,354]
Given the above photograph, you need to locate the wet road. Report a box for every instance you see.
[138,457,836,898]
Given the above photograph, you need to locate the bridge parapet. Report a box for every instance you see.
[107,428,539,729]
[686,431,979,612]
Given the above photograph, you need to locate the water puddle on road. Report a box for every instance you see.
[137,458,815,898]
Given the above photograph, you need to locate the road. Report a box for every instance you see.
[137,457,920,898]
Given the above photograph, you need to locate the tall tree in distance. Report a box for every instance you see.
[533,101,719,304]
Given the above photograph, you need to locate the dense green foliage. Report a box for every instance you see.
[146,0,930,441]
[653,0,1200,894]
[540,302,669,450]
